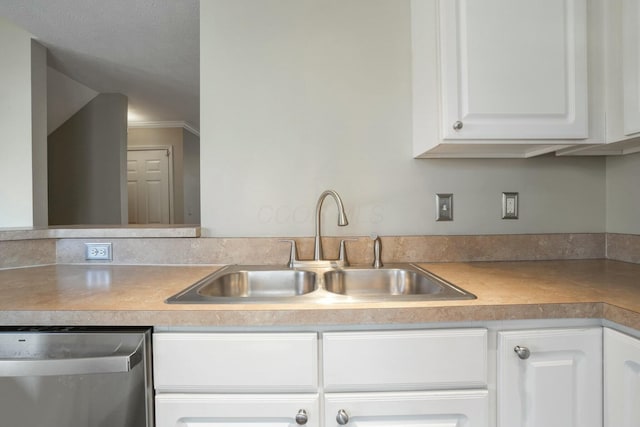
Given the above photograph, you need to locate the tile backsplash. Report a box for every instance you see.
[0,239,56,269]
[4,232,639,269]
[55,233,606,266]
[607,233,640,264]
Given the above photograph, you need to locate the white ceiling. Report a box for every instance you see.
[0,0,199,129]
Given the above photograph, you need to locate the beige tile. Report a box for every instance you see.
[0,239,56,269]
[54,233,606,265]
[607,233,640,264]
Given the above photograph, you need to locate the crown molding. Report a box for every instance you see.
[128,120,200,137]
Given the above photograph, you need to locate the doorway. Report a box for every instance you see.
[127,147,174,224]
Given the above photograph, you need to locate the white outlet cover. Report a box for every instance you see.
[85,242,113,261]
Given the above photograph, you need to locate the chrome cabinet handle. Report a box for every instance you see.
[514,345,530,360]
[453,121,463,131]
[336,409,350,425]
[295,409,308,425]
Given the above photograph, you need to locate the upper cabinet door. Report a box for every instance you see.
[439,0,588,140]
[623,0,640,135]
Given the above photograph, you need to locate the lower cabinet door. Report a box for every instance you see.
[155,393,319,427]
[604,328,640,427]
[498,328,602,427]
[324,390,488,427]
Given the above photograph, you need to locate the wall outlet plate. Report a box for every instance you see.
[85,243,113,261]
[502,192,519,219]
[436,193,453,221]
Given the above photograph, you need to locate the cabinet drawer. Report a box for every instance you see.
[154,332,318,392]
[323,329,487,391]
[155,393,320,427]
[324,390,488,427]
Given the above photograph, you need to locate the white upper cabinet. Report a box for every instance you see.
[558,0,640,156]
[439,0,588,141]
[412,0,592,158]
[412,0,640,157]
[623,0,640,135]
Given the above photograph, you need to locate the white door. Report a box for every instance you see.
[155,393,320,427]
[127,148,171,224]
[324,390,488,427]
[497,328,602,427]
[604,328,640,427]
[438,0,588,140]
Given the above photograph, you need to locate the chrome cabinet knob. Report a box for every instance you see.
[514,345,530,360]
[453,121,464,131]
[295,409,308,425]
[336,409,350,425]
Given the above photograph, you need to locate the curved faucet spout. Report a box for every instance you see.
[314,190,349,261]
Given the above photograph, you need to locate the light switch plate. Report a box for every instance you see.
[502,192,519,219]
[436,193,453,221]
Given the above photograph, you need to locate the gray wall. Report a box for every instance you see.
[47,67,97,135]
[200,0,607,237]
[183,129,200,224]
[48,93,128,225]
[0,18,36,227]
[31,40,48,227]
[606,151,640,234]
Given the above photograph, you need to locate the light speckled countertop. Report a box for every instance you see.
[0,260,638,329]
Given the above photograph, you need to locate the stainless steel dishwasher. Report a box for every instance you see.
[0,327,153,426]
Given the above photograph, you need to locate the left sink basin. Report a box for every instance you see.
[166,265,317,303]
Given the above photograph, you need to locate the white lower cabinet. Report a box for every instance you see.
[153,329,489,427]
[324,391,488,427]
[323,329,489,427]
[153,332,318,393]
[604,327,640,427]
[497,328,602,427]
[323,329,488,392]
[153,332,320,427]
[153,325,639,427]
[155,393,320,427]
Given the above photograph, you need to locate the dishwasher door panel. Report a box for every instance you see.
[0,328,153,427]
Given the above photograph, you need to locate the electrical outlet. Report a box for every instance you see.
[85,243,113,261]
[502,192,519,219]
[436,193,453,221]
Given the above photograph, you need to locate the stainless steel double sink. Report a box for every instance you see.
[166,264,476,304]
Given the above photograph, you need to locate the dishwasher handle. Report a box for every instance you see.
[0,340,143,377]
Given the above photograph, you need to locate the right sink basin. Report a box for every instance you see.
[324,264,476,301]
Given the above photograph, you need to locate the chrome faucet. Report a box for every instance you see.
[314,190,349,261]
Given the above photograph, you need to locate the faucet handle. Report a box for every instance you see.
[279,240,299,268]
[338,238,358,266]
[370,233,383,268]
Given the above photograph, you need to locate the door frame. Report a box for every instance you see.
[127,145,175,224]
